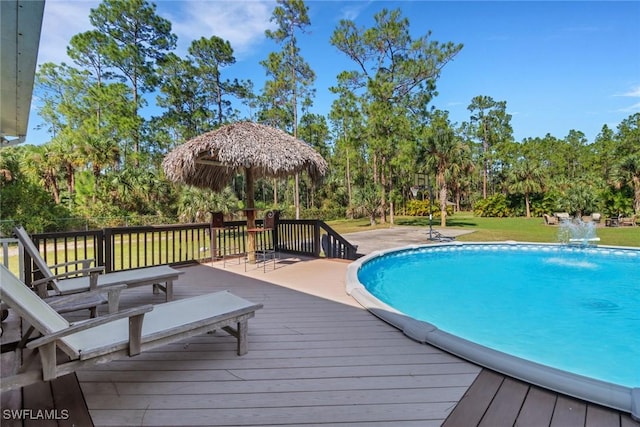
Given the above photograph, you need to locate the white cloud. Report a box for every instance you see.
[613,85,640,112]
[36,0,276,67]
[37,0,98,65]
[618,85,640,97]
[338,2,370,21]
[167,1,276,58]
[618,101,640,113]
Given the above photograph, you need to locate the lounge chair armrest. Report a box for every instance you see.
[45,284,127,313]
[26,304,154,350]
[31,267,106,295]
[32,267,105,286]
[50,259,95,270]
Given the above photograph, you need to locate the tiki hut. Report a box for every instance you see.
[162,121,328,262]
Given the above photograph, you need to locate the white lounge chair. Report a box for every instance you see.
[554,212,571,222]
[14,226,183,303]
[0,264,262,392]
[543,214,558,225]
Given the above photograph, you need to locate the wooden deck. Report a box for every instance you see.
[2,256,639,426]
[444,369,639,427]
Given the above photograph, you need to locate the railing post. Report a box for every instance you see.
[271,211,280,252]
[97,229,105,271]
[104,228,113,273]
[272,224,279,252]
[0,238,24,281]
[313,220,321,257]
[24,250,33,285]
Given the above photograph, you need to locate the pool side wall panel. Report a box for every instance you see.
[345,241,639,420]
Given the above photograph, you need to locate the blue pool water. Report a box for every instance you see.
[357,244,640,388]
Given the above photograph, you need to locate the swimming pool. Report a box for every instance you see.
[346,242,640,419]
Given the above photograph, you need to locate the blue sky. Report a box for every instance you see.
[29,0,640,145]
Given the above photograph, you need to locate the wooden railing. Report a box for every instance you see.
[104,224,210,271]
[0,238,23,279]
[318,221,360,260]
[23,219,359,282]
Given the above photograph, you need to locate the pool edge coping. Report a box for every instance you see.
[345,240,640,421]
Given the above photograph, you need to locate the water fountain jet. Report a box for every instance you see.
[558,218,600,246]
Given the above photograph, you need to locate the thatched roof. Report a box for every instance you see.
[162,122,328,191]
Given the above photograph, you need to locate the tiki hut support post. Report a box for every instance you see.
[245,167,257,264]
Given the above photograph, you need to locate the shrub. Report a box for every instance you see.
[405,200,452,217]
[473,194,513,217]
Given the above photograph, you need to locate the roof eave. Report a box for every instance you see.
[0,0,45,147]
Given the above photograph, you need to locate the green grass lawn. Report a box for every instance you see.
[328,212,640,248]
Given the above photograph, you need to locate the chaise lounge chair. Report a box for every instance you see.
[14,226,184,303]
[620,215,637,227]
[543,214,558,225]
[0,264,262,392]
[553,212,571,222]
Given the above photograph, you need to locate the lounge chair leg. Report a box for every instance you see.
[40,342,57,381]
[107,289,121,313]
[17,325,36,349]
[128,313,145,356]
[237,320,248,356]
[165,280,173,302]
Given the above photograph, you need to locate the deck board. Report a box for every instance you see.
[442,369,503,427]
[478,377,529,427]
[550,395,587,426]
[443,365,639,427]
[3,257,640,426]
[22,381,56,427]
[74,260,481,426]
[50,373,94,427]
[586,405,624,427]
[515,386,557,427]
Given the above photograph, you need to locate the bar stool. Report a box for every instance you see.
[245,210,279,272]
[210,212,240,267]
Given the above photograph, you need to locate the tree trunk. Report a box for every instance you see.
[633,176,640,214]
[380,155,387,224]
[132,76,140,168]
[273,178,278,206]
[48,177,61,205]
[66,163,75,194]
[295,173,300,219]
[439,184,447,227]
[346,147,352,208]
[482,121,488,199]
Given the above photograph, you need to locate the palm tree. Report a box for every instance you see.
[50,136,83,198]
[352,184,381,226]
[422,112,470,227]
[177,186,239,223]
[507,160,545,218]
[610,112,640,214]
[80,135,120,203]
[22,145,63,204]
[612,153,640,214]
